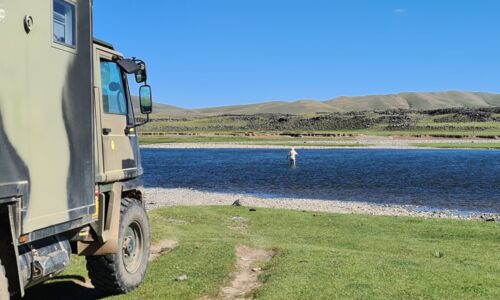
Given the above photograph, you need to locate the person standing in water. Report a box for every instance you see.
[288,147,298,167]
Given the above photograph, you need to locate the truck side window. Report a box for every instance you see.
[53,0,76,47]
[100,61,128,115]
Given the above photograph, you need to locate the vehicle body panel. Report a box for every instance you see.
[0,0,95,234]
[0,0,151,295]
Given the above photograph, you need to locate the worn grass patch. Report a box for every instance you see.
[24,206,500,299]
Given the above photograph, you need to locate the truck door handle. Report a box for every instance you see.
[103,128,112,135]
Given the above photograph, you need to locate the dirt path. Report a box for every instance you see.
[149,239,178,261]
[202,246,274,300]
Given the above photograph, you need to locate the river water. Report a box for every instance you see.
[141,148,500,213]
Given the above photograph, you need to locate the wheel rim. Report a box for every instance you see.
[122,220,144,274]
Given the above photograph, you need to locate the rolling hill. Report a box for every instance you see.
[325,91,500,111]
[135,91,500,118]
[132,96,195,117]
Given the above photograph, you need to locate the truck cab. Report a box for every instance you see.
[93,40,148,183]
[0,1,153,297]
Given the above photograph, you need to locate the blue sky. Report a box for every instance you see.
[94,1,500,108]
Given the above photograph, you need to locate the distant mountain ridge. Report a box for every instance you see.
[136,91,500,117]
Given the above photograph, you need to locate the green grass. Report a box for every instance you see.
[413,143,500,149]
[25,206,500,299]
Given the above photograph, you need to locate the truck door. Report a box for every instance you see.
[94,48,139,182]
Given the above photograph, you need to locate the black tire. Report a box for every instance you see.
[86,198,150,295]
[0,259,9,300]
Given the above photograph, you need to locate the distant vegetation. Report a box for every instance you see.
[138,107,500,138]
[133,91,500,145]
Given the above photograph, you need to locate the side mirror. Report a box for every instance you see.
[139,85,153,114]
[135,62,147,83]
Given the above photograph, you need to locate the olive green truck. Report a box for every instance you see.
[0,0,154,298]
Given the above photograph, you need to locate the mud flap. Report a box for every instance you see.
[77,183,122,255]
[0,201,24,297]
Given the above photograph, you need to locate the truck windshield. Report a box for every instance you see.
[100,60,128,115]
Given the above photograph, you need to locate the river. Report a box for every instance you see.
[141,148,500,213]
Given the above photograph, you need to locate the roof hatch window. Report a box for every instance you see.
[53,0,76,47]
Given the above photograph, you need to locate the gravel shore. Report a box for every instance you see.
[144,188,499,220]
[143,136,499,150]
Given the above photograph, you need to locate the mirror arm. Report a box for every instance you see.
[134,114,150,128]
[132,58,144,65]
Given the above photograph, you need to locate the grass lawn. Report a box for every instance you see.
[25,206,500,299]
[413,143,500,149]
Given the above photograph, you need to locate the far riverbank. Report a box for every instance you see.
[140,135,500,149]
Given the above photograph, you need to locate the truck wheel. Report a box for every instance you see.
[86,198,150,295]
[0,259,8,300]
